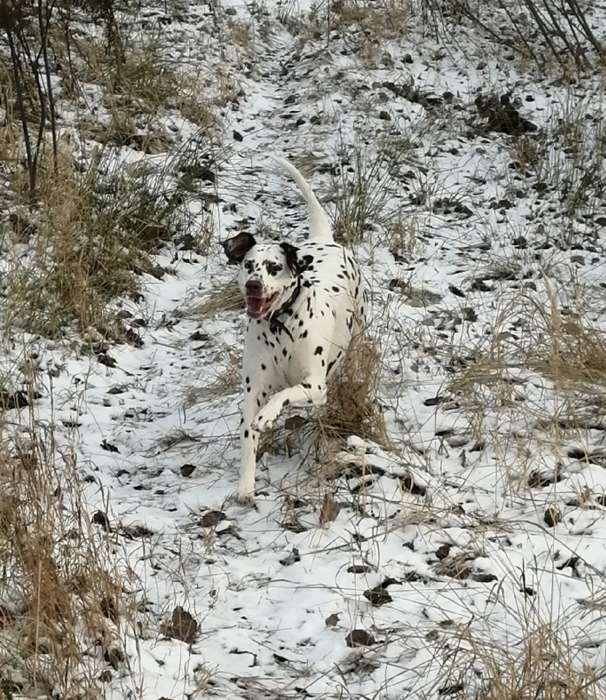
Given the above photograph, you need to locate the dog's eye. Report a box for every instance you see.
[245,261,255,272]
[266,262,282,275]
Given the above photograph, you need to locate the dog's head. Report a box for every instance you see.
[222,232,300,320]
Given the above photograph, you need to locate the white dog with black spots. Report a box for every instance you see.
[223,159,368,504]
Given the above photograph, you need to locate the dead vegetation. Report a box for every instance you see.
[319,333,389,446]
[331,146,414,245]
[328,0,410,41]
[0,393,133,697]
[470,624,603,699]
[180,279,243,321]
[426,0,602,73]
[4,136,213,341]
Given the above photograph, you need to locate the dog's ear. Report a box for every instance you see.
[280,242,300,274]
[222,232,256,264]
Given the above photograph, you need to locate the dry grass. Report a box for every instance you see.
[532,310,606,388]
[332,150,399,244]
[426,0,602,74]
[318,333,389,446]
[447,285,606,401]
[4,140,209,340]
[327,0,410,44]
[182,280,243,321]
[183,349,241,405]
[473,625,602,699]
[62,22,220,137]
[0,407,132,696]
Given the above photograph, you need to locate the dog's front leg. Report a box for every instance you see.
[238,388,261,504]
[252,377,327,433]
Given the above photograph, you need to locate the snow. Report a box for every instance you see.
[2,0,606,697]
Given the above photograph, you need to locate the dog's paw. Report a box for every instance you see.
[237,490,255,506]
[252,404,279,432]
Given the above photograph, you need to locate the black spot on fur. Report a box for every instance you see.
[244,430,249,438]
[314,346,323,355]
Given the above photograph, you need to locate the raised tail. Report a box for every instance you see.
[273,157,333,241]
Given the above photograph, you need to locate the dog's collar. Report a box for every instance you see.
[268,278,301,341]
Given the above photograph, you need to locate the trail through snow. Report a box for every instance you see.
[6,1,606,698]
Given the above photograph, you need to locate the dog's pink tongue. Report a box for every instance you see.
[246,297,265,317]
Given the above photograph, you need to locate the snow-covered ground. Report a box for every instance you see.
[3,1,606,697]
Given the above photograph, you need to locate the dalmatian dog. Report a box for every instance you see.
[223,158,367,504]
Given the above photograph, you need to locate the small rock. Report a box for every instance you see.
[98,670,112,683]
[424,395,446,406]
[363,586,393,607]
[180,464,196,477]
[471,278,492,292]
[121,523,153,539]
[438,683,465,696]
[92,511,111,531]
[200,510,226,528]
[162,606,198,644]
[325,612,340,627]
[544,505,561,527]
[0,390,29,410]
[400,473,426,496]
[472,572,498,583]
[104,647,125,669]
[97,353,117,368]
[347,564,373,573]
[436,544,450,560]
[279,547,301,566]
[125,328,143,348]
[448,284,466,298]
[190,330,210,342]
[461,306,477,322]
[100,439,119,454]
[345,629,376,647]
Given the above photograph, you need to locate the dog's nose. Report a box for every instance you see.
[245,280,263,296]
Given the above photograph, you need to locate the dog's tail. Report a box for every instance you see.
[273,157,333,241]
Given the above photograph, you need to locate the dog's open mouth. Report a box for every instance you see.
[245,293,277,319]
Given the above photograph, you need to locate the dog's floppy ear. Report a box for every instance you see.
[280,242,300,273]
[222,232,256,264]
